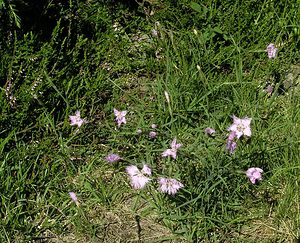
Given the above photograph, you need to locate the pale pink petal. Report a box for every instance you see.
[228,131,236,141]
[142,164,152,176]
[162,149,172,157]
[162,149,177,159]
[204,127,216,135]
[174,143,182,150]
[126,165,139,176]
[235,131,243,139]
[151,124,157,129]
[69,192,78,202]
[149,131,157,138]
[171,138,177,148]
[228,124,237,132]
[105,153,121,163]
[121,110,127,116]
[232,116,241,125]
[226,140,237,154]
[246,167,263,184]
[114,108,119,116]
[267,43,277,59]
[130,175,150,189]
[132,176,149,189]
[158,178,184,195]
[241,118,252,127]
[243,127,251,137]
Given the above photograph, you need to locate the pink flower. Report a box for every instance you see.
[114,108,127,127]
[151,124,157,129]
[226,131,237,154]
[226,140,237,154]
[267,43,278,59]
[265,84,274,96]
[149,131,157,138]
[228,131,236,141]
[105,153,121,163]
[246,167,263,184]
[162,138,182,159]
[228,116,252,139]
[69,192,79,206]
[204,127,216,136]
[69,110,86,128]
[126,165,151,189]
[158,178,184,195]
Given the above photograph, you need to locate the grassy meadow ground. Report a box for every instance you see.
[0,0,300,242]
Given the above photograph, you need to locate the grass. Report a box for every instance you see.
[0,0,300,242]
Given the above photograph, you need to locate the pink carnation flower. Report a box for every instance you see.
[105,153,121,163]
[162,138,182,159]
[226,131,237,154]
[69,192,79,206]
[151,124,157,129]
[126,165,151,189]
[246,167,263,184]
[228,116,252,139]
[226,140,237,154]
[204,127,216,136]
[267,43,278,59]
[158,178,184,195]
[149,131,157,138]
[114,108,127,127]
[69,110,86,128]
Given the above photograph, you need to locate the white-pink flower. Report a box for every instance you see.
[162,138,182,159]
[246,167,263,184]
[267,43,278,59]
[204,127,216,136]
[69,110,86,128]
[158,178,184,195]
[149,131,157,138]
[228,116,252,139]
[126,165,151,189]
[69,192,80,206]
[114,108,127,127]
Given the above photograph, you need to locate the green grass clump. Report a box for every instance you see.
[0,0,300,242]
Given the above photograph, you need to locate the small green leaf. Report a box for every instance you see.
[190,2,203,13]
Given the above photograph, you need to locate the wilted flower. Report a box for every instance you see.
[267,43,278,59]
[226,131,237,154]
[226,140,237,154]
[105,153,121,163]
[228,116,252,139]
[69,192,79,206]
[114,108,127,127]
[158,178,184,195]
[228,131,236,141]
[149,131,157,138]
[246,167,263,184]
[265,84,274,96]
[126,165,151,189]
[204,127,216,136]
[162,138,182,159]
[69,110,86,128]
